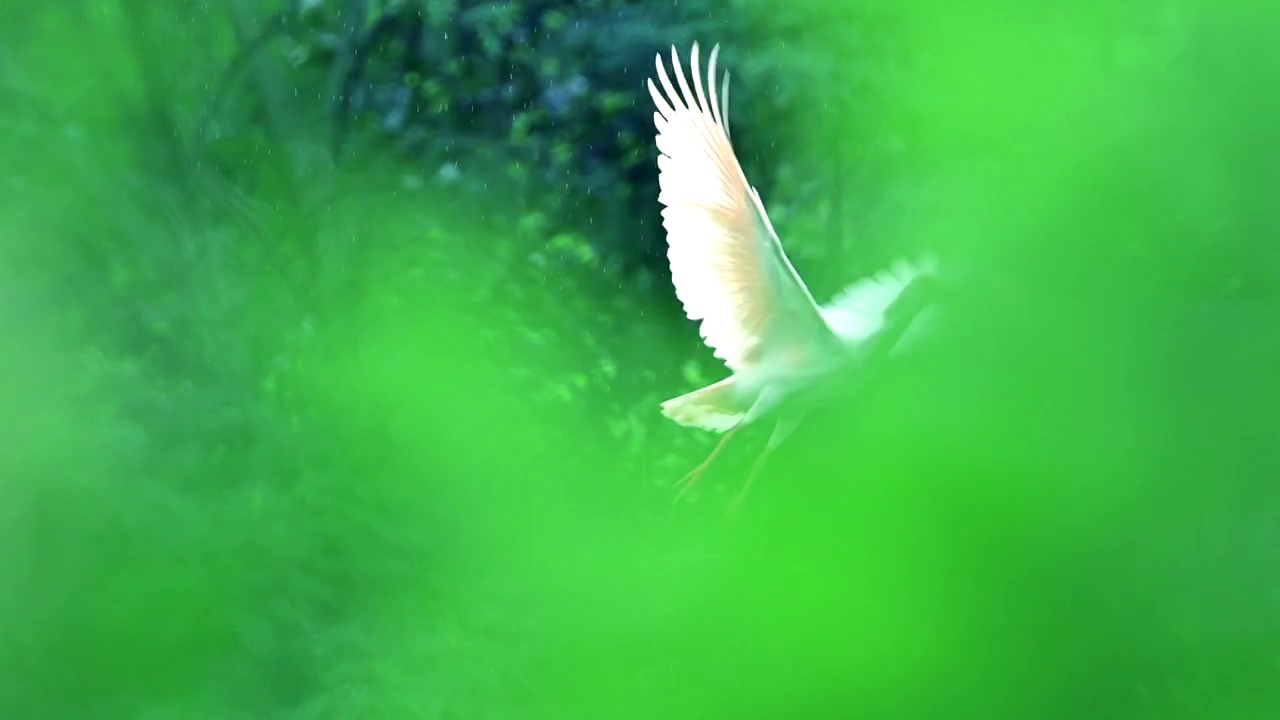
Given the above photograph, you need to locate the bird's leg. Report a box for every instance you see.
[726,444,776,517]
[674,424,741,500]
[727,414,803,516]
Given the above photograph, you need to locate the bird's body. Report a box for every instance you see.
[648,43,936,505]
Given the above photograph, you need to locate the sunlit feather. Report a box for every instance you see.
[648,42,833,374]
[650,43,939,508]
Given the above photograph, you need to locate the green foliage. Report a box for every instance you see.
[3,0,1280,718]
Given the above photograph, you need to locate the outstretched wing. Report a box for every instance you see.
[649,43,834,373]
[818,257,938,344]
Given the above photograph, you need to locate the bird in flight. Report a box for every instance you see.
[648,42,938,509]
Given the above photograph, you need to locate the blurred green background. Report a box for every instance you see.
[2,1,1278,718]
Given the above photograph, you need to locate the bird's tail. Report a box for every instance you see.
[660,376,756,433]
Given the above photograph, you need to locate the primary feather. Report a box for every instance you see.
[649,43,835,375]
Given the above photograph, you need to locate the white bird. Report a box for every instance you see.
[648,42,937,508]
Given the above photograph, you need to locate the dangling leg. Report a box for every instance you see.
[674,423,741,500]
[727,413,804,516]
[673,384,784,501]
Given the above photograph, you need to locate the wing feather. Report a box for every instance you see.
[650,43,833,373]
[819,257,938,343]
